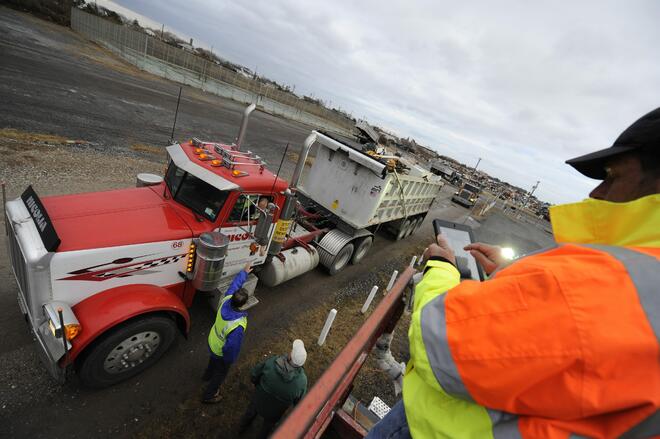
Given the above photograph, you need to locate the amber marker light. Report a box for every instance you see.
[210,159,222,167]
[65,323,82,340]
[187,243,196,272]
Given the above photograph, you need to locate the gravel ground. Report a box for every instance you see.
[0,132,165,200]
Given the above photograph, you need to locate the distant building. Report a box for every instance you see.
[179,38,194,53]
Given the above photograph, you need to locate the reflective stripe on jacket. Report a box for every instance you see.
[403,194,660,439]
[208,295,247,357]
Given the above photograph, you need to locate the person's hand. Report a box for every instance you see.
[243,262,253,273]
[464,243,505,275]
[422,235,456,267]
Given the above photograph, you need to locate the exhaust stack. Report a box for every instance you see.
[290,131,318,190]
[235,103,257,150]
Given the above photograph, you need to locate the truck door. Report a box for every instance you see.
[216,193,275,277]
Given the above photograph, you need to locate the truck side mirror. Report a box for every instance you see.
[254,203,275,245]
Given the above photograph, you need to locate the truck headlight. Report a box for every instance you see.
[43,301,81,341]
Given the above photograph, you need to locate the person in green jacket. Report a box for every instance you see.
[238,339,308,438]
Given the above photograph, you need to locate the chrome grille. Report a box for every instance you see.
[6,214,30,307]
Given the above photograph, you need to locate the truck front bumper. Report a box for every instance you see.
[18,293,68,383]
[451,196,474,207]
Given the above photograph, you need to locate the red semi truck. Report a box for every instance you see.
[4,105,442,387]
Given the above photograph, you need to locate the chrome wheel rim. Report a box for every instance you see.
[354,239,372,262]
[103,331,161,374]
[333,246,353,271]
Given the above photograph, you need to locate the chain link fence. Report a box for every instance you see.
[70,8,355,136]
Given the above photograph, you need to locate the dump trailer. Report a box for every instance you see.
[430,163,457,182]
[4,105,443,387]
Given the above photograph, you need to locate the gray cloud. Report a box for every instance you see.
[114,0,660,203]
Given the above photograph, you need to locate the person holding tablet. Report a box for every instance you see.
[368,108,660,439]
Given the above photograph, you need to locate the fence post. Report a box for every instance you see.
[318,309,337,346]
[361,286,379,314]
[384,270,398,295]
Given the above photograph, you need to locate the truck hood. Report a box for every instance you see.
[42,187,192,252]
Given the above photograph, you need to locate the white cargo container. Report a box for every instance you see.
[297,132,443,230]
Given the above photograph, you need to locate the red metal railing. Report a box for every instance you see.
[272,266,414,439]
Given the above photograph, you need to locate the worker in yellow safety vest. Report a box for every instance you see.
[368,107,660,438]
[202,262,252,403]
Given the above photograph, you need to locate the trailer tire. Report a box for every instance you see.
[350,236,373,265]
[409,217,424,236]
[396,219,412,240]
[327,243,354,275]
[77,314,178,388]
[404,218,417,238]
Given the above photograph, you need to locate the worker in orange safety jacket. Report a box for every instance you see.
[368,107,660,439]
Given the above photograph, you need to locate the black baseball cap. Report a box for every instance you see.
[566,107,660,179]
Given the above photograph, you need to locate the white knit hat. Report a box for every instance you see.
[290,339,307,367]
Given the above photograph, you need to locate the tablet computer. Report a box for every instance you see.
[432,219,485,281]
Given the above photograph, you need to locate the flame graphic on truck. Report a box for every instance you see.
[58,254,187,282]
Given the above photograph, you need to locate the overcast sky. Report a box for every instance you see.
[103,0,660,204]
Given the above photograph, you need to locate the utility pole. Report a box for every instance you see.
[517,180,540,220]
[526,180,540,205]
[472,157,482,178]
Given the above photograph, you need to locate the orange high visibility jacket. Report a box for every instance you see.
[403,194,660,439]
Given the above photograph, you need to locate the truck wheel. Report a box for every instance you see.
[327,243,354,275]
[350,237,373,265]
[404,218,418,238]
[396,219,412,240]
[409,217,423,236]
[77,315,178,388]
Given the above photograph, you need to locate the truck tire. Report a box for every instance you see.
[350,236,373,265]
[77,314,178,388]
[409,217,424,236]
[404,218,417,238]
[327,243,354,275]
[396,219,412,240]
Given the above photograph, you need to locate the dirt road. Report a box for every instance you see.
[0,6,311,172]
[0,7,555,438]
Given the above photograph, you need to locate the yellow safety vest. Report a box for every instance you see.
[207,295,247,357]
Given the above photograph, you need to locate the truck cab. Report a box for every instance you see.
[451,180,481,207]
[4,135,287,387]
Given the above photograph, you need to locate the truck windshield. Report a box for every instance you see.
[165,163,228,221]
[464,183,480,193]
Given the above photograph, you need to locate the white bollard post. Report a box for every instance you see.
[384,270,398,295]
[361,286,379,314]
[318,309,337,346]
[409,255,417,268]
